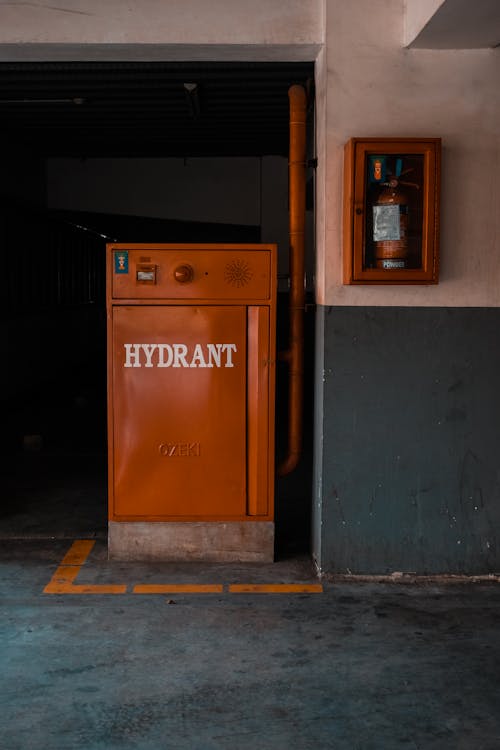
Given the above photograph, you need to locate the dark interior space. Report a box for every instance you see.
[0,61,314,157]
[0,60,315,556]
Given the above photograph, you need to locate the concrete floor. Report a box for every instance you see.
[2,383,500,748]
[1,453,107,540]
[2,538,500,750]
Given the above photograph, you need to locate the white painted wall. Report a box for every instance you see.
[406,0,500,49]
[317,0,500,307]
[404,0,445,47]
[0,0,322,45]
[0,0,323,61]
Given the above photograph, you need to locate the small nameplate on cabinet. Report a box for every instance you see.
[137,264,157,284]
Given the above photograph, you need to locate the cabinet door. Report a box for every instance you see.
[111,305,247,519]
[343,138,440,284]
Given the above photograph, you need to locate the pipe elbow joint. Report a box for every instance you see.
[277,451,301,477]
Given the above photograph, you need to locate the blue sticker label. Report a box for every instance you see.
[114,250,129,274]
[369,156,386,183]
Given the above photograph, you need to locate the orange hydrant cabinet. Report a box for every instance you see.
[106,244,277,561]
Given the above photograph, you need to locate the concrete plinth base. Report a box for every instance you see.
[108,521,275,562]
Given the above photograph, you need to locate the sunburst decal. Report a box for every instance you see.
[224,259,253,288]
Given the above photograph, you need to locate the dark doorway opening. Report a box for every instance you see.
[0,60,315,556]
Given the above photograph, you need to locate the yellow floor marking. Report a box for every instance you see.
[133,584,223,594]
[49,584,128,595]
[60,539,95,566]
[44,540,127,595]
[44,541,323,596]
[48,564,82,586]
[229,583,324,594]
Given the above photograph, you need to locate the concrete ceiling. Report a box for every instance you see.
[407,0,500,49]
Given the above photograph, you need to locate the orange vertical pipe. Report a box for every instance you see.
[278,84,307,477]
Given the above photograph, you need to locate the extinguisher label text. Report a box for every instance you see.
[373,204,402,242]
[123,343,237,368]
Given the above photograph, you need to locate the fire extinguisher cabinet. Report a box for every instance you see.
[342,137,441,284]
[106,243,277,561]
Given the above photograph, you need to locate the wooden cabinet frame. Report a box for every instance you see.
[343,138,441,284]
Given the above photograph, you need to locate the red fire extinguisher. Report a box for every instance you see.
[370,157,419,270]
[373,178,409,269]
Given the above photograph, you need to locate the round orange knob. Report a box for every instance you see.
[174,264,194,284]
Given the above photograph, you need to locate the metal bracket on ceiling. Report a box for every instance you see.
[183,82,200,120]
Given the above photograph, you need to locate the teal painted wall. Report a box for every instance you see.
[314,306,500,575]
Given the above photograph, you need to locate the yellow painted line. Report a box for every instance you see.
[133,584,223,594]
[51,584,127,595]
[44,539,127,595]
[59,539,95,566]
[229,583,323,594]
[44,541,323,597]
[47,564,82,586]
[44,567,118,594]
